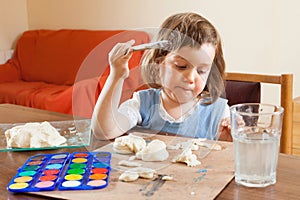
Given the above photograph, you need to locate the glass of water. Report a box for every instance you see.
[230,103,284,187]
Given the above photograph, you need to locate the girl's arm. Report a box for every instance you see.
[91,40,135,140]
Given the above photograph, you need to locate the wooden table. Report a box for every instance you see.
[1,104,300,200]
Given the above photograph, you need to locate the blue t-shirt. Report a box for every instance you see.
[138,89,227,139]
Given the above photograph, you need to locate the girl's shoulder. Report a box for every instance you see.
[215,97,228,104]
[197,97,228,116]
[138,88,161,106]
[199,97,228,107]
[138,88,161,97]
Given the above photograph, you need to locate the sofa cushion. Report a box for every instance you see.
[14,29,149,85]
[0,81,71,112]
[0,60,20,82]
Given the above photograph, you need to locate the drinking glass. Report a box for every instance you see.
[230,103,284,187]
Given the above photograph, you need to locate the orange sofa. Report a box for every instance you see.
[0,29,150,118]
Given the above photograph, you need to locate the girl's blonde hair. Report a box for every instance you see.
[141,12,226,103]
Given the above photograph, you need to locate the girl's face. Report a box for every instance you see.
[159,43,216,104]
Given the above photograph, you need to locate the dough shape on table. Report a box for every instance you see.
[172,148,201,167]
[167,138,222,151]
[119,167,156,182]
[193,139,222,150]
[161,175,174,181]
[180,140,199,151]
[5,121,66,148]
[119,171,139,182]
[135,139,169,162]
[118,160,142,167]
[113,134,146,154]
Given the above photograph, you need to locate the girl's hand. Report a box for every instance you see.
[108,40,135,79]
[218,117,232,142]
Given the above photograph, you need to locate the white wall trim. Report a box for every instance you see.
[0,49,14,64]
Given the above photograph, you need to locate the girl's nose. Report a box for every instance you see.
[183,69,195,84]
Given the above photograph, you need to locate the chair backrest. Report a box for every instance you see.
[225,72,293,154]
[225,80,261,106]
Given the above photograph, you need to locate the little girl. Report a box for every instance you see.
[91,12,231,141]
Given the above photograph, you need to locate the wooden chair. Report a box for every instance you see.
[225,72,293,154]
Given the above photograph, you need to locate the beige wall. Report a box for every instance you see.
[1,0,300,103]
[0,0,28,50]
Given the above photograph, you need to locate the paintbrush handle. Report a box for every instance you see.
[131,40,170,51]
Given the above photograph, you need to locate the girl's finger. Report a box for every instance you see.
[124,39,136,55]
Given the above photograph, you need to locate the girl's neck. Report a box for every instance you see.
[160,90,198,120]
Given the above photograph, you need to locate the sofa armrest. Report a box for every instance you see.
[0,60,20,83]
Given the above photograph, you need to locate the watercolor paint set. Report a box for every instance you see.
[7,151,112,192]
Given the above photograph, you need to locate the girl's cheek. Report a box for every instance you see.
[194,78,206,95]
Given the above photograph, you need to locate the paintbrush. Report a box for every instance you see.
[131,40,171,51]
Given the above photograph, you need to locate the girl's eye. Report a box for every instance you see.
[175,65,187,70]
[197,68,208,74]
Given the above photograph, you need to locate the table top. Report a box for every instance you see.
[1,104,300,200]
[28,133,235,200]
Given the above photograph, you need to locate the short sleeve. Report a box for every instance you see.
[118,92,142,129]
[222,104,230,118]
